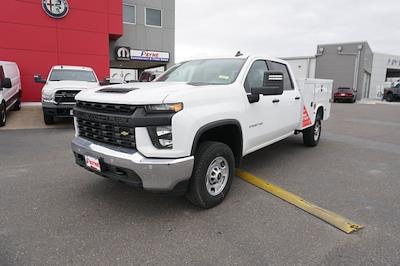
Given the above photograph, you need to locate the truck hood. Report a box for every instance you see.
[43,81,100,93]
[75,82,207,105]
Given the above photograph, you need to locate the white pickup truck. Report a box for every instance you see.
[71,56,332,208]
[34,66,100,125]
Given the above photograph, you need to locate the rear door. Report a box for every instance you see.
[267,61,301,135]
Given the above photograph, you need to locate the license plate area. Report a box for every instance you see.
[70,109,74,116]
[85,155,101,172]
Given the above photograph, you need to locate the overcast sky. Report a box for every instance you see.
[175,0,400,62]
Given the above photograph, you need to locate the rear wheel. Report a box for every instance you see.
[11,93,21,111]
[0,102,6,127]
[186,141,235,209]
[386,93,394,102]
[43,113,55,125]
[303,113,322,147]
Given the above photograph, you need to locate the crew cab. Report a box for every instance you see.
[34,66,99,125]
[383,83,400,102]
[0,61,22,127]
[71,56,332,208]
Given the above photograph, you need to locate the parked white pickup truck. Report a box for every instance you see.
[71,56,332,208]
[34,66,100,125]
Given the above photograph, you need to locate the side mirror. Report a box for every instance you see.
[248,71,284,103]
[99,78,110,86]
[2,78,12,89]
[34,74,47,84]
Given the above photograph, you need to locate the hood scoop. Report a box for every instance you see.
[97,87,138,94]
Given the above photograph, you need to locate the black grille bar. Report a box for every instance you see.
[76,101,137,116]
[55,90,80,103]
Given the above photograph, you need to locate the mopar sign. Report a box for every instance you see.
[116,47,170,62]
[116,47,131,61]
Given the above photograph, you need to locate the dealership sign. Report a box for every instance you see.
[42,0,69,19]
[116,47,170,62]
[387,58,400,68]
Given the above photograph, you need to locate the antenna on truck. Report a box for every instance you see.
[235,51,243,57]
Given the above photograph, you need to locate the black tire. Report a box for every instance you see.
[186,141,235,209]
[43,113,55,125]
[386,93,394,102]
[0,102,6,127]
[303,113,322,147]
[11,94,21,111]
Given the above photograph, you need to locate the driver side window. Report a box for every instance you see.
[244,60,269,93]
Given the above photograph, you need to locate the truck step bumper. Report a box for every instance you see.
[71,137,194,192]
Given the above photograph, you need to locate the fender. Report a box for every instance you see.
[190,119,243,161]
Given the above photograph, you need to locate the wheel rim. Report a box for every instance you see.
[205,156,229,196]
[314,120,321,141]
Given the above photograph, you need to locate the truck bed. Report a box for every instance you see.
[296,78,333,130]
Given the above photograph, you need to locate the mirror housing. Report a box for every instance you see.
[34,74,47,84]
[248,71,284,103]
[99,78,110,86]
[2,78,12,89]
[254,71,284,96]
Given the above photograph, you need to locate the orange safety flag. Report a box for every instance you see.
[302,106,312,128]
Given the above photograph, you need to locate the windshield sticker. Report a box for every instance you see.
[218,75,230,80]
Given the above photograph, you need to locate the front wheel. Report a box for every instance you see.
[386,93,394,102]
[186,141,235,209]
[0,102,6,127]
[43,113,55,125]
[303,115,322,147]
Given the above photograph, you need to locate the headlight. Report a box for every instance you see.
[148,126,173,149]
[145,103,183,113]
[42,91,54,102]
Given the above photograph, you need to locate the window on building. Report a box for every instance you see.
[268,61,294,90]
[244,60,269,93]
[145,8,162,27]
[123,4,136,24]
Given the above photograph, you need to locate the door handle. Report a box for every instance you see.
[295,96,301,100]
[272,99,280,103]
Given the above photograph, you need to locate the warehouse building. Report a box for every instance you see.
[283,42,400,100]
[0,0,175,102]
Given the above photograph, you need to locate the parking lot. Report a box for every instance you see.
[1,103,399,265]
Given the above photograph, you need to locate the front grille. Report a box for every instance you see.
[77,117,135,148]
[76,101,137,115]
[55,90,80,103]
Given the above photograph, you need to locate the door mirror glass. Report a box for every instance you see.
[2,78,12,89]
[251,71,284,96]
[34,74,47,84]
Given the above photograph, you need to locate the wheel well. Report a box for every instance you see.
[317,106,324,119]
[192,122,243,166]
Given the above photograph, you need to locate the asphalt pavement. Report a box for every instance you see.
[0,103,399,265]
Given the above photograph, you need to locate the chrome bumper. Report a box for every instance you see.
[71,137,194,191]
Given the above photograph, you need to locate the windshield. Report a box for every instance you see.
[338,87,352,91]
[49,69,97,82]
[157,59,246,85]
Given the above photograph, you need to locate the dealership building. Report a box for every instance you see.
[284,42,400,100]
[0,0,175,102]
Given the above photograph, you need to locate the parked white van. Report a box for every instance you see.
[0,61,22,127]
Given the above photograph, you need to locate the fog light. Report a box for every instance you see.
[148,126,173,149]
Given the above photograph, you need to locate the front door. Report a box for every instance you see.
[242,60,282,154]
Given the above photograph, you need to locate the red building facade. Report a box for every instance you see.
[0,0,123,101]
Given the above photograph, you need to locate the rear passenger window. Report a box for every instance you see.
[268,61,294,90]
[244,60,269,93]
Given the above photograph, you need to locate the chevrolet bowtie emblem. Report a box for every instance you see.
[120,131,129,137]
